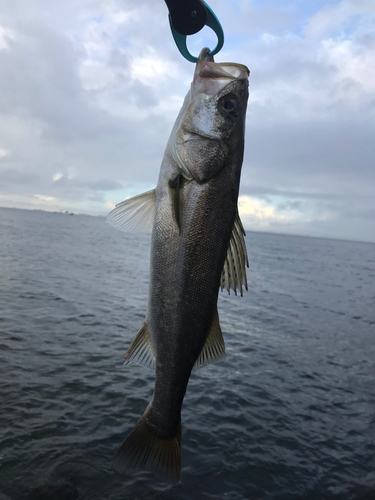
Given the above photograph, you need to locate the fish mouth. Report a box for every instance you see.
[193,47,249,96]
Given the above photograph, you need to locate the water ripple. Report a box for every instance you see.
[1,209,375,499]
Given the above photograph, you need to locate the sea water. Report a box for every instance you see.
[0,207,374,500]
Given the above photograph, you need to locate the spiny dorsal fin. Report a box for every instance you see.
[106,189,156,232]
[220,210,249,296]
[124,322,155,370]
[193,308,225,371]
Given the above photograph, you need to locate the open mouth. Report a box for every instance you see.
[194,48,249,79]
[193,49,249,96]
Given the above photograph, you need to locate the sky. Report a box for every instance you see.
[0,0,374,243]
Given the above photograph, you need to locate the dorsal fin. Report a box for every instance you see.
[106,189,156,232]
[193,308,225,371]
[220,211,249,296]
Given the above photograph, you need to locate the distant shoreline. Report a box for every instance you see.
[1,205,374,246]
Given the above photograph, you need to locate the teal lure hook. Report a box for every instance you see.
[164,0,224,62]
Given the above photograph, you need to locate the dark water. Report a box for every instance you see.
[1,207,375,500]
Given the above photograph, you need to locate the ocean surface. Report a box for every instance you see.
[0,206,375,500]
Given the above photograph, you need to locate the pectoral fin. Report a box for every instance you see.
[106,189,156,232]
[193,308,225,371]
[221,210,249,296]
[123,322,155,370]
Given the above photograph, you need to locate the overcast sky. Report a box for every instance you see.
[0,0,374,242]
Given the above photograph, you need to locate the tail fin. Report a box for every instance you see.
[112,415,181,484]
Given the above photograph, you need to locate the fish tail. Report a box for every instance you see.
[112,414,181,484]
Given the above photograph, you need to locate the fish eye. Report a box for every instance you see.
[223,99,236,111]
[218,94,238,118]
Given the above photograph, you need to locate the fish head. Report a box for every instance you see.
[171,48,249,184]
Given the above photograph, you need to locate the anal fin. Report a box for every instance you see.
[124,322,155,370]
[193,308,225,371]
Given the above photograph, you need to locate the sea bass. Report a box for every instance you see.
[107,48,249,483]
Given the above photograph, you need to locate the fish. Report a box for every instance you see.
[107,47,249,484]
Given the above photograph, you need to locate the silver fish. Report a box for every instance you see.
[107,48,249,484]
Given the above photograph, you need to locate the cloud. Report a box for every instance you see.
[53,172,63,181]
[1,168,40,185]
[305,0,375,38]
[0,0,374,241]
[0,148,10,158]
[239,195,291,224]
[34,194,56,202]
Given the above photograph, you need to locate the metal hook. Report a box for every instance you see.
[167,1,224,63]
